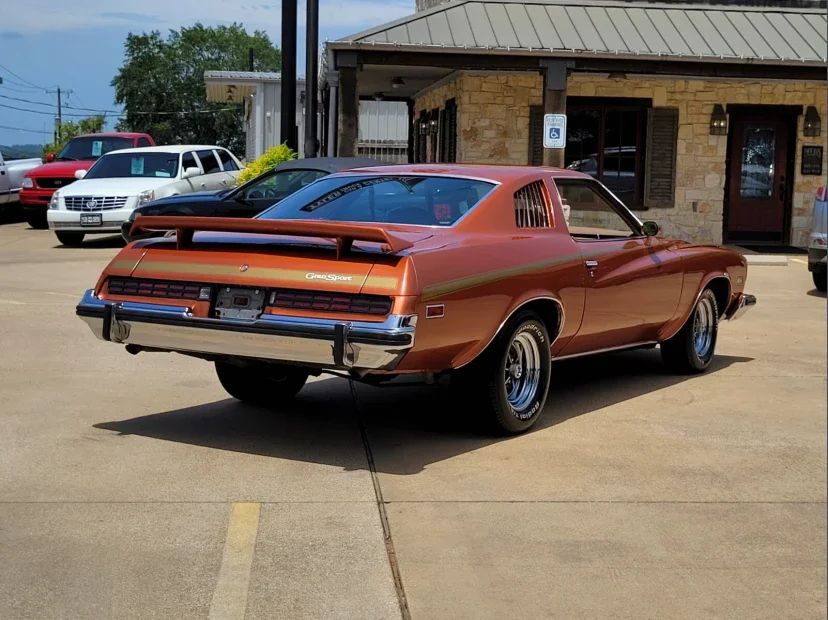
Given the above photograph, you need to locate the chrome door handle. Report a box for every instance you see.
[585,260,599,270]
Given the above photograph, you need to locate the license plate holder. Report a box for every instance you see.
[214,286,266,320]
[80,213,102,227]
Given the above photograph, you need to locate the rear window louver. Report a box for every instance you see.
[514,181,551,229]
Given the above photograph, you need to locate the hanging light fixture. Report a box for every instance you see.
[710,104,727,136]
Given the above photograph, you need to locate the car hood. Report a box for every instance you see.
[25,160,96,178]
[144,190,224,206]
[59,176,175,197]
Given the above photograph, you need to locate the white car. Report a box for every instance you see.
[808,186,827,292]
[47,145,242,246]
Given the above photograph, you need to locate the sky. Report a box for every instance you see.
[0,0,412,146]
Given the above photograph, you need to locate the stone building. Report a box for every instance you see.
[322,0,827,247]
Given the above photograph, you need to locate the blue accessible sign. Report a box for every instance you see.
[543,114,567,149]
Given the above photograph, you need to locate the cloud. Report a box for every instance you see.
[2,0,412,35]
[99,12,163,24]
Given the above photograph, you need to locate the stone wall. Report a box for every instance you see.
[414,72,542,166]
[569,74,827,246]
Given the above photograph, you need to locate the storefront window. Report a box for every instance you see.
[565,100,648,206]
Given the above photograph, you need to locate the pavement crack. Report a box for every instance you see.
[350,379,412,620]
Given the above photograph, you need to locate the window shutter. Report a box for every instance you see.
[439,108,448,162]
[644,107,679,208]
[528,105,544,166]
[446,98,457,163]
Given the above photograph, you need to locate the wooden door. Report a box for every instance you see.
[727,117,789,240]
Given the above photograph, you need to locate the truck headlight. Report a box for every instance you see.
[49,192,60,210]
[22,177,34,189]
[136,190,155,206]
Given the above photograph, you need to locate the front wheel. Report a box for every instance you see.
[55,232,85,246]
[215,361,309,408]
[813,270,827,292]
[661,288,719,373]
[454,311,551,434]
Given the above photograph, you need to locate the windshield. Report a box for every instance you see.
[257,175,495,226]
[84,152,179,180]
[56,137,134,161]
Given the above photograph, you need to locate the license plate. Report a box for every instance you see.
[80,214,102,227]
[214,286,266,320]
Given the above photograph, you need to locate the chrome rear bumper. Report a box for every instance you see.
[76,289,416,371]
[726,293,757,321]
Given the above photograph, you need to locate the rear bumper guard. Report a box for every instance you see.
[76,289,416,371]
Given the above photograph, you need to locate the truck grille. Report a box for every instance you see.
[65,196,129,211]
[36,177,76,189]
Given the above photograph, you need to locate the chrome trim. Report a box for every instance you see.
[456,295,565,370]
[553,341,658,361]
[76,289,416,371]
[727,293,756,321]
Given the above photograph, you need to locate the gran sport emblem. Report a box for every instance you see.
[86,199,98,209]
[239,264,249,272]
[305,272,353,282]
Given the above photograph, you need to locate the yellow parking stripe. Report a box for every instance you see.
[208,502,261,620]
[791,258,807,265]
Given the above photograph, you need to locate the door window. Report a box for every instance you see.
[196,150,222,175]
[740,125,776,200]
[218,150,239,171]
[136,137,152,147]
[556,180,640,239]
[181,152,199,175]
[243,170,328,200]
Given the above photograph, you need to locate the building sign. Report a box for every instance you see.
[543,114,567,149]
[802,145,824,176]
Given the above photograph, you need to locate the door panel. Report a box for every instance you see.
[561,237,683,355]
[727,117,789,240]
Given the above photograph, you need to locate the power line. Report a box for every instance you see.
[0,93,56,108]
[0,101,241,118]
[0,82,52,95]
[0,63,52,91]
[0,123,50,135]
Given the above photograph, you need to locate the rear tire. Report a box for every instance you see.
[661,288,719,374]
[454,311,551,434]
[55,232,85,246]
[813,270,827,292]
[215,361,309,407]
[26,212,48,229]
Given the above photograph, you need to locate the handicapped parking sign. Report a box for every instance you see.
[543,114,567,149]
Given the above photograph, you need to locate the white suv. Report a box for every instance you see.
[47,145,242,246]
[808,186,827,292]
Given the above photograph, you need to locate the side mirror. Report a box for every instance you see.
[45,153,55,163]
[182,167,200,179]
[642,221,660,237]
[74,169,86,180]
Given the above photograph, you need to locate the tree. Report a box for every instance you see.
[112,24,281,157]
[44,115,105,158]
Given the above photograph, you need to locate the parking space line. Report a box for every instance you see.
[208,502,261,620]
[791,258,807,265]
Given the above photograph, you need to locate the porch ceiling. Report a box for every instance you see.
[355,64,454,98]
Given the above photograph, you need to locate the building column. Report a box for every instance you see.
[336,52,359,157]
[541,60,568,169]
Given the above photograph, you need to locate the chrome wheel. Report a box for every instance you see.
[504,331,542,414]
[693,296,715,358]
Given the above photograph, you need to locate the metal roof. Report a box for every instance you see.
[332,0,827,66]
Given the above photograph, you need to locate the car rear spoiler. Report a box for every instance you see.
[130,215,415,258]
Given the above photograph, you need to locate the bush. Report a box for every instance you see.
[236,143,296,185]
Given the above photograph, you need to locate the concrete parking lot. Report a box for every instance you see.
[0,218,825,620]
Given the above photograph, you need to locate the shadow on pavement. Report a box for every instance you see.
[52,234,124,250]
[95,349,753,474]
[806,288,826,298]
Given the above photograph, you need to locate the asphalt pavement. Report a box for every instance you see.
[0,220,824,619]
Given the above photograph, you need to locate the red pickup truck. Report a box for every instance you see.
[21,132,154,229]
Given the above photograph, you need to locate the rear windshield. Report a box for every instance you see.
[85,153,180,179]
[57,137,134,161]
[257,175,495,226]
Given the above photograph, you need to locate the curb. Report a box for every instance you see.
[743,255,789,266]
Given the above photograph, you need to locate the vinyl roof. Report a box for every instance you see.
[332,0,828,66]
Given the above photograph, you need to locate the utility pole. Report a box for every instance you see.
[280,0,298,152]
[47,87,72,142]
[304,0,319,157]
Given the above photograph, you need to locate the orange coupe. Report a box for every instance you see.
[77,164,755,433]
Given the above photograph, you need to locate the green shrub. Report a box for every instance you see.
[236,143,296,185]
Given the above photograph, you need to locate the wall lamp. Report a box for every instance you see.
[428,118,439,135]
[418,120,428,135]
[710,104,727,135]
[804,105,821,137]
